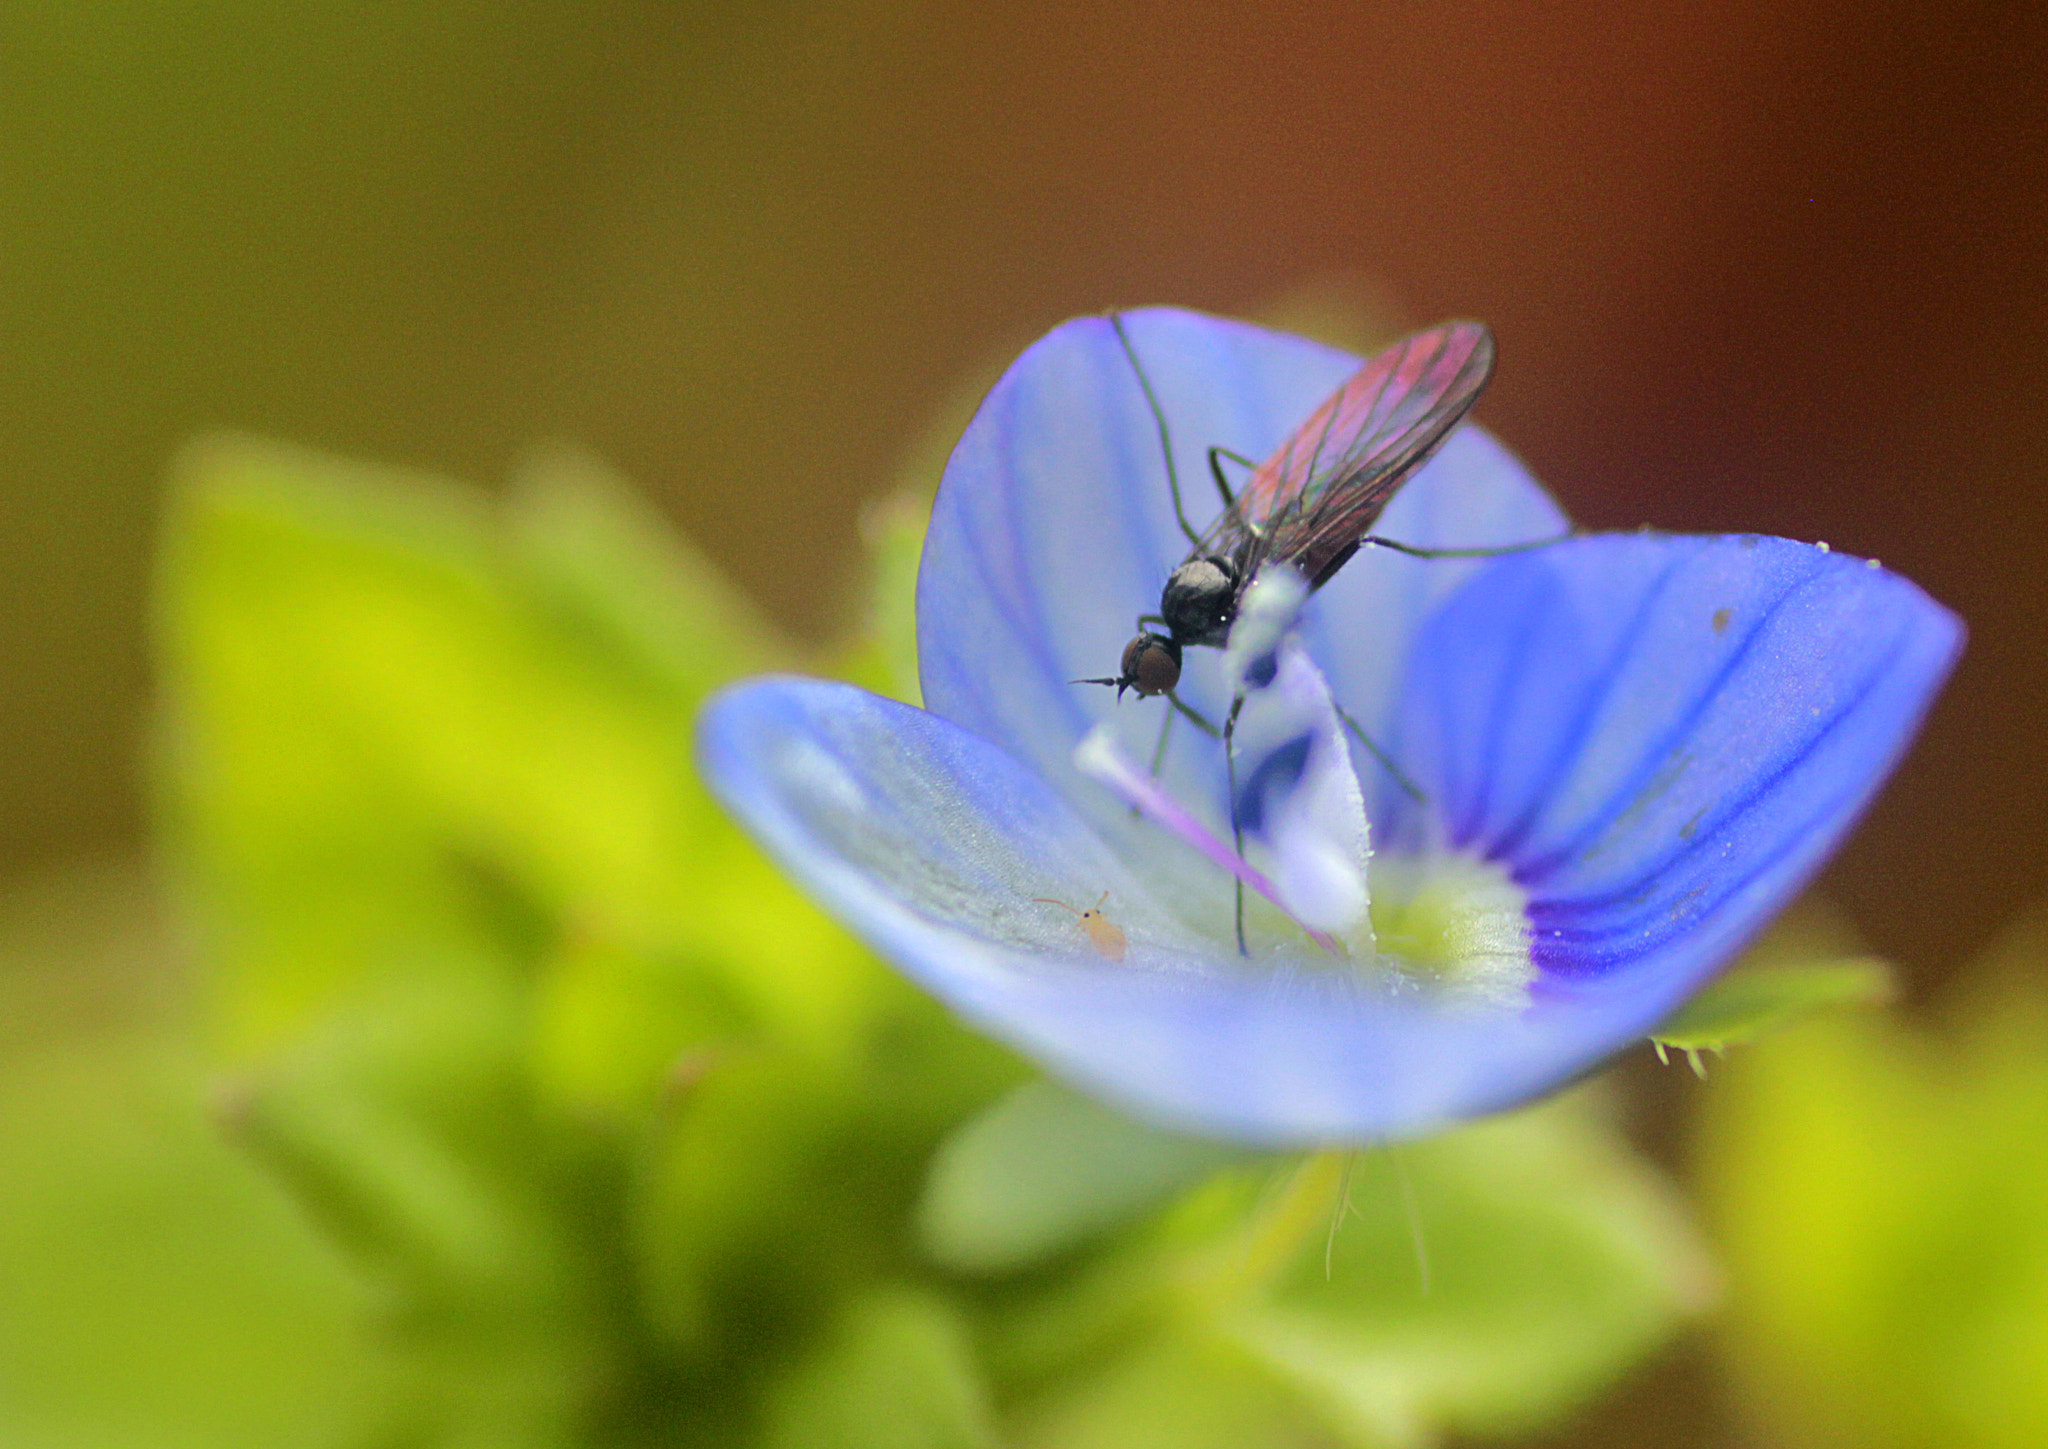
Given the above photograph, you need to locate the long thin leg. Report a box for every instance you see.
[1223,694,1248,955]
[1155,692,1243,947]
[1359,529,1574,561]
[1326,533,1570,798]
[1219,693,1415,948]
[1334,706,1427,805]
[1146,700,1176,778]
[1207,444,1257,509]
[1167,692,1220,737]
[1110,313,1200,546]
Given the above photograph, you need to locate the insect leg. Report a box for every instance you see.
[1223,693,1248,956]
[1145,702,1175,779]
[1167,691,1220,737]
[1206,444,1257,509]
[1358,528,1575,561]
[1334,707,1427,805]
[1110,313,1201,547]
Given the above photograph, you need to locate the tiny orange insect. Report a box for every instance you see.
[1032,891,1128,963]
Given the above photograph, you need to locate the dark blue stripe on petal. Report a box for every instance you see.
[1235,731,1313,836]
[1389,532,1960,992]
[700,674,1725,1145]
[1481,545,1697,863]
[1514,552,1830,884]
[1454,584,1560,850]
[1529,633,1891,931]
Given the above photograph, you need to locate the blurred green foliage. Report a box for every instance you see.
[1699,916,2048,1448]
[975,1096,1714,1449]
[0,867,396,1449]
[1653,957,1893,1059]
[0,428,1955,1447]
[918,1081,1251,1275]
[145,435,1030,1444]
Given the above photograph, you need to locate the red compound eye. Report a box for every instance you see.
[1121,633,1182,697]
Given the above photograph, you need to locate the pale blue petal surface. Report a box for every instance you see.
[702,677,1693,1143]
[1229,642,1370,935]
[699,307,1963,1145]
[1304,424,1568,746]
[1371,533,1962,996]
[917,308,1562,835]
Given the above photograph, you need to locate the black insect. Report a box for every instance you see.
[1081,318,1497,701]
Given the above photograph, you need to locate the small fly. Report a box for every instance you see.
[1078,315,1558,953]
[1080,317,1498,704]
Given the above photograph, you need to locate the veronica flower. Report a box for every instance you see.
[698,309,1960,1145]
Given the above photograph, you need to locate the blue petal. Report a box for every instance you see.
[700,675,1699,1145]
[916,308,1563,834]
[1374,534,1962,999]
[1229,642,1370,935]
[1307,426,1569,740]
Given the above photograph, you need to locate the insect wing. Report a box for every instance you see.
[1207,321,1496,589]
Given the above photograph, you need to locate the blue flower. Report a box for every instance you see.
[698,308,1961,1145]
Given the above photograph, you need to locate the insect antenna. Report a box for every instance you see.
[1032,890,1116,917]
[1110,312,1201,546]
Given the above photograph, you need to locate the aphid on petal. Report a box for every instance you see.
[1032,892,1128,962]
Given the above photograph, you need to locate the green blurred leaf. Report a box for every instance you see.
[918,1080,1251,1274]
[1001,1092,1714,1448]
[1653,956,1894,1053]
[0,865,396,1449]
[154,435,1014,1436]
[1697,913,2048,1449]
[217,961,631,1447]
[826,342,1014,704]
[505,443,787,703]
[1223,1103,1715,1446]
[631,1046,856,1354]
[633,1000,1021,1360]
[1010,1324,1342,1449]
[528,932,752,1121]
[833,490,930,704]
[222,967,578,1313]
[760,1288,1000,1449]
[0,1038,403,1449]
[158,433,881,1069]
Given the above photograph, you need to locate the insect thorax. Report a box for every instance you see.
[1160,555,1238,647]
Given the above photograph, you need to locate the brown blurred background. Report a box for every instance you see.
[3,0,2043,991]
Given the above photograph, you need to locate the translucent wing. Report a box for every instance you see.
[1196,321,1496,591]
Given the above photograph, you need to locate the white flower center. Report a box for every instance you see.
[1365,853,1535,1007]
